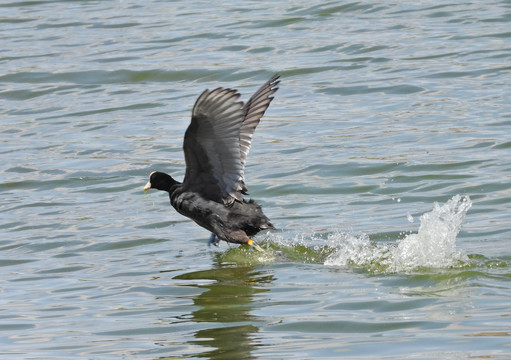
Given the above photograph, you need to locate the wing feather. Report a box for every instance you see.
[239,74,280,192]
[181,74,279,205]
[183,88,244,204]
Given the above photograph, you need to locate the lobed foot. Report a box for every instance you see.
[208,233,220,247]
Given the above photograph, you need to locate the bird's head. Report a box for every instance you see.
[144,171,177,193]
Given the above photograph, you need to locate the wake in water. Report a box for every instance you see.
[324,195,472,273]
[219,195,473,273]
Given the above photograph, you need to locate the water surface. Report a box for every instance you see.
[1,0,511,359]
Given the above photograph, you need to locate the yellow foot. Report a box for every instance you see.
[247,239,264,252]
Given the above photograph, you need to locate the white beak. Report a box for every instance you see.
[143,181,151,191]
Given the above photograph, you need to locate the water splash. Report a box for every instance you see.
[390,195,471,271]
[324,195,472,273]
[216,195,473,273]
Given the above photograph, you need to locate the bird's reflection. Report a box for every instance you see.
[172,258,275,359]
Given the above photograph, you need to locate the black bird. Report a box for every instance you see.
[144,74,279,251]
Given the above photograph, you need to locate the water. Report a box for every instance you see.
[1,0,511,358]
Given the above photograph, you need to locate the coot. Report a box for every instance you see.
[144,74,279,251]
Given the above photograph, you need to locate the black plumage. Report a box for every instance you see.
[144,74,279,250]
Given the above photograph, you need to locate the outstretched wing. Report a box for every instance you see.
[239,74,280,193]
[182,74,280,205]
[182,87,245,205]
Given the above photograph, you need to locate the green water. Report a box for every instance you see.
[1,0,511,359]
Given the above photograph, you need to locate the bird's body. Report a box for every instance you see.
[145,75,279,250]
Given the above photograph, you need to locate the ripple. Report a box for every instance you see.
[2,0,511,358]
[319,84,425,95]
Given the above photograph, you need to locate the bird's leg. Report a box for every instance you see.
[208,233,220,246]
[247,239,264,252]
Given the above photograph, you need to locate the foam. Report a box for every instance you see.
[324,195,472,273]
